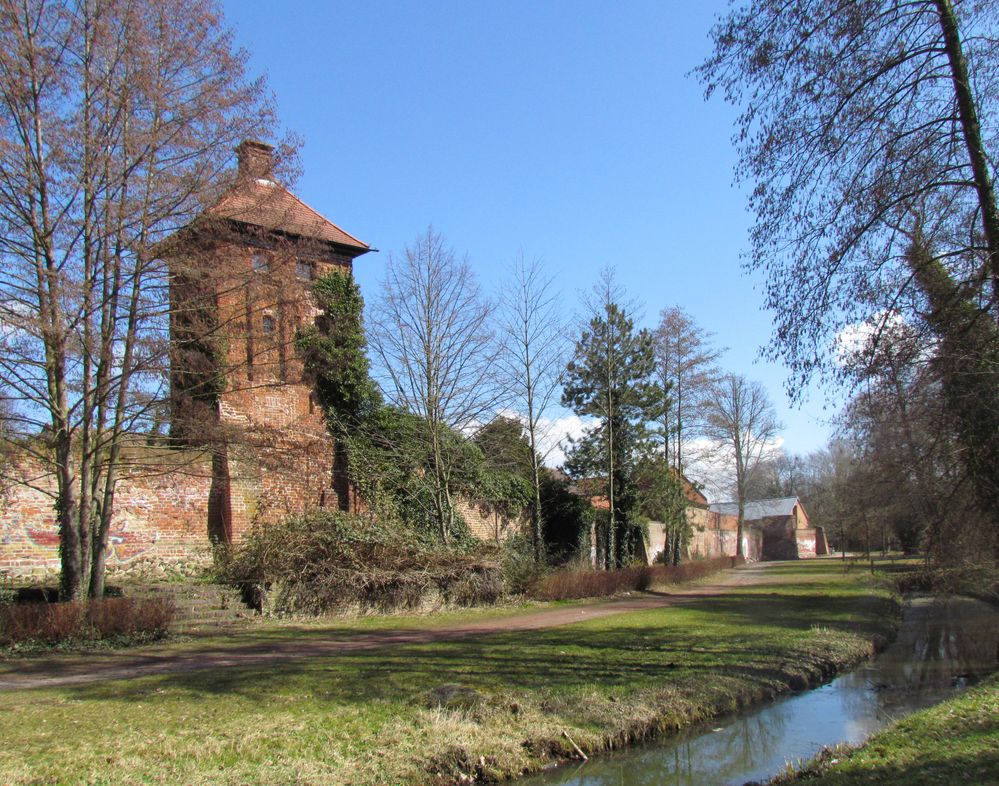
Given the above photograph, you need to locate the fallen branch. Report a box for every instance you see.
[561,730,588,761]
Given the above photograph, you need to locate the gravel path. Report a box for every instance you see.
[0,563,774,692]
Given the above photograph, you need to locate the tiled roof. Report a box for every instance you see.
[207,178,369,251]
[708,497,800,520]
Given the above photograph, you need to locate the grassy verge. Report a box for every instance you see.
[0,563,731,664]
[0,598,542,663]
[0,561,897,785]
[774,671,999,785]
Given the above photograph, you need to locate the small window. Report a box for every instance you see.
[295,260,313,280]
[262,314,276,334]
[252,253,269,273]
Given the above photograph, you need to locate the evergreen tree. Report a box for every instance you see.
[562,277,658,568]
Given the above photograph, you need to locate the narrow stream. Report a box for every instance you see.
[519,596,999,786]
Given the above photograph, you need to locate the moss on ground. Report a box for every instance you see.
[0,560,897,785]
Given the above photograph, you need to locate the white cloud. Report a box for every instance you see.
[682,434,785,504]
[487,407,595,469]
[536,413,594,468]
[0,301,35,344]
[833,311,908,366]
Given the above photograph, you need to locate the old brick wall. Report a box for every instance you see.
[215,385,335,540]
[756,514,827,560]
[0,436,336,581]
[1,448,215,580]
[652,507,762,563]
[456,498,526,542]
[814,526,829,555]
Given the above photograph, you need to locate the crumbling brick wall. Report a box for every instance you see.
[456,498,527,542]
[1,448,214,579]
[0,437,334,580]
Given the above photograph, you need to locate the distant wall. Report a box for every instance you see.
[756,514,828,560]
[814,526,829,556]
[648,507,763,563]
[456,498,526,542]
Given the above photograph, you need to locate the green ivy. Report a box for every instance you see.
[297,273,529,546]
[634,454,690,565]
[295,270,379,436]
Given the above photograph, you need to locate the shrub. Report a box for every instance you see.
[220,510,502,615]
[84,597,175,639]
[443,568,504,606]
[0,601,84,644]
[529,556,741,601]
[0,597,174,647]
[890,563,999,602]
[500,535,549,595]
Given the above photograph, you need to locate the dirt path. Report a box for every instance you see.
[0,564,773,693]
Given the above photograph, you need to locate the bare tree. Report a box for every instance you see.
[369,227,499,542]
[654,306,723,474]
[699,1,999,378]
[838,313,995,561]
[0,0,281,599]
[703,375,782,558]
[743,452,805,501]
[698,1,999,541]
[497,255,567,559]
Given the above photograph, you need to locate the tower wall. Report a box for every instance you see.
[0,141,373,579]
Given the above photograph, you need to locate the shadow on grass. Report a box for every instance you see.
[53,578,892,710]
[797,741,999,786]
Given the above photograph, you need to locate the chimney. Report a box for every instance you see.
[236,139,275,181]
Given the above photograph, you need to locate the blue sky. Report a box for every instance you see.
[222,0,840,462]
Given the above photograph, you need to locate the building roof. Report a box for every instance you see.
[708,497,800,520]
[677,471,708,508]
[207,178,369,252]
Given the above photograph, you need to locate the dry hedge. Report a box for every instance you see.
[221,511,503,614]
[0,597,175,646]
[529,556,742,601]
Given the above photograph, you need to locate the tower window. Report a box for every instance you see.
[252,253,269,272]
[296,260,313,280]
[262,314,276,334]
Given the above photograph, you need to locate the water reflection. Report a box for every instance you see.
[520,597,999,786]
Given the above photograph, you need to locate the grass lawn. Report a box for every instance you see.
[777,671,999,785]
[0,561,897,785]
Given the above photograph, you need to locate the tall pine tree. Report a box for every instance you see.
[562,277,658,568]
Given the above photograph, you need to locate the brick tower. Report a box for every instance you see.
[165,140,370,543]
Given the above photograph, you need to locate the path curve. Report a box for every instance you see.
[0,564,775,692]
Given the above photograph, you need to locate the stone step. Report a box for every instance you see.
[122,581,254,631]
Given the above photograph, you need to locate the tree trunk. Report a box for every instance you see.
[530,455,544,562]
[935,0,999,312]
[88,459,117,599]
[56,434,82,600]
[735,436,746,560]
[736,500,745,560]
[606,407,616,569]
[907,240,999,532]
